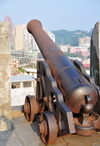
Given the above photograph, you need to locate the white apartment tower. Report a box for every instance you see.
[45,29,55,42]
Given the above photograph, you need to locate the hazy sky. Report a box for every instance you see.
[0,0,100,31]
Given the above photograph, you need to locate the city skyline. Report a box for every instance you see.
[0,0,100,31]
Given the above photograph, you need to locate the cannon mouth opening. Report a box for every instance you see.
[27,19,42,34]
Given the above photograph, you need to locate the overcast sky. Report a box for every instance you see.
[0,0,100,31]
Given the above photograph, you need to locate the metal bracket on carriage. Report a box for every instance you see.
[74,106,100,136]
[72,59,100,92]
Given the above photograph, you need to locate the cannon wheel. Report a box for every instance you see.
[24,95,39,122]
[38,111,58,145]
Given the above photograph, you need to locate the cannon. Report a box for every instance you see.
[24,19,100,145]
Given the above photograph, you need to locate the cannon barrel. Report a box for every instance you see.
[27,19,98,114]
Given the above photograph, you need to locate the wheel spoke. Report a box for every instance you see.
[24,103,30,114]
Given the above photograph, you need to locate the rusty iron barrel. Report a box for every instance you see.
[27,19,74,77]
[27,19,98,114]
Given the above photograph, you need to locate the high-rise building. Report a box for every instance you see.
[4,15,14,44]
[15,25,24,50]
[15,24,33,51]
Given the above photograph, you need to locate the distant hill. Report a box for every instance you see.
[51,29,93,46]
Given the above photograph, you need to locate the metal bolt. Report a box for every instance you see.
[36,78,40,82]
[38,122,45,134]
[24,103,30,114]
[43,97,48,102]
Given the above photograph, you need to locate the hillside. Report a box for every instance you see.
[51,29,93,46]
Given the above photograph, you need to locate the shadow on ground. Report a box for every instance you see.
[0,116,14,146]
[0,115,100,146]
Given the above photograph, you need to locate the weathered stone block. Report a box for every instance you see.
[90,22,100,114]
[0,22,12,131]
[90,22,100,86]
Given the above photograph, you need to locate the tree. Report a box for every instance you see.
[19,67,25,74]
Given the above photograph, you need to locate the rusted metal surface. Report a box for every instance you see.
[38,111,58,145]
[24,95,39,121]
[24,19,100,145]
